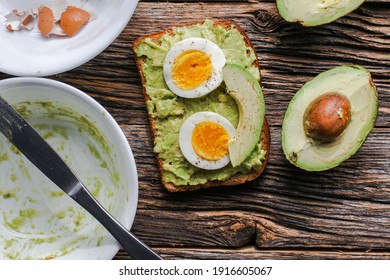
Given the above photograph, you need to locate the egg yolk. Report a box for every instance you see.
[192,121,230,161]
[172,50,213,90]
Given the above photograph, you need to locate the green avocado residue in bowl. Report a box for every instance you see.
[0,101,122,260]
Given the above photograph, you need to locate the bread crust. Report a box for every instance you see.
[133,19,270,192]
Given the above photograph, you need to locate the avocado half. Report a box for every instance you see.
[276,0,365,26]
[282,65,378,171]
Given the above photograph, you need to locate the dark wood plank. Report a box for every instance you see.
[0,0,389,259]
[140,0,387,3]
[123,1,390,257]
[42,1,390,127]
[120,123,390,251]
[114,246,390,260]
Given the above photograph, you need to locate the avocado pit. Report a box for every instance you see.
[303,92,351,143]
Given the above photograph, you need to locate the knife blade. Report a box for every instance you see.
[0,95,162,260]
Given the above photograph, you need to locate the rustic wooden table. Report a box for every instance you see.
[1,0,389,260]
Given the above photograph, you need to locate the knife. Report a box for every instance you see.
[0,95,162,260]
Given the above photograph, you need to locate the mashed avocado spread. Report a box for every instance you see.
[135,20,266,186]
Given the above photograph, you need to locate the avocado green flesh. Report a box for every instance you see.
[135,20,266,186]
[282,65,378,171]
[223,64,265,168]
[276,0,365,26]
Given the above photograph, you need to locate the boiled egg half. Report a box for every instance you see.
[163,38,226,98]
[179,112,235,170]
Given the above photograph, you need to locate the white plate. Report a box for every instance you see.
[0,0,139,76]
[0,77,138,259]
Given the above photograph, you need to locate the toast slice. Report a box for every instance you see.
[133,19,270,192]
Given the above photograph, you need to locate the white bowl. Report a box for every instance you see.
[0,77,138,259]
[0,0,139,76]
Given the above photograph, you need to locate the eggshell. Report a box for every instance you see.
[38,6,55,37]
[60,6,91,37]
[4,11,22,31]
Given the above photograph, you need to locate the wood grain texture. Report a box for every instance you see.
[142,0,387,3]
[114,246,390,260]
[0,0,389,259]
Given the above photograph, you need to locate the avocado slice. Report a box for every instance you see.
[276,0,365,26]
[282,65,378,171]
[223,64,265,167]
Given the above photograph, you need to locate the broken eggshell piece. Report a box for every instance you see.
[42,4,92,37]
[3,3,93,37]
[38,6,55,37]
[60,6,91,37]
[4,9,36,31]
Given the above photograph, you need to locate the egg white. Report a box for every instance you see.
[163,38,226,98]
[179,112,235,170]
